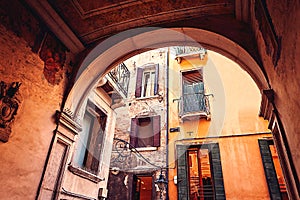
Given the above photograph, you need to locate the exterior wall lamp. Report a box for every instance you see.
[155,169,168,199]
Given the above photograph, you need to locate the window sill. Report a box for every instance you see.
[68,165,105,183]
[134,147,157,151]
[135,95,160,101]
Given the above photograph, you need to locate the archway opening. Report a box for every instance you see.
[64,27,268,118]
[58,27,292,199]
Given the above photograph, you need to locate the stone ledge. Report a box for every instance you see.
[134,146,157,151]
[68,165,105,183]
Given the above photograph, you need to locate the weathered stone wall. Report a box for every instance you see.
[107,171,132,200]
[108,49,168,200]
[251,0,300,192]
[110,48,168,172]
[0,23,67,199]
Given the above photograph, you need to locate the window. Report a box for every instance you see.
[181,69,206,114]
[188,149,214,199]
[177,144,225,200]
[73,102,107,174]
[135,64,159,98]
[259,139,288,200]
[129,116,161,148]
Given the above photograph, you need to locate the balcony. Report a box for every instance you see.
[173,46,207,63]
[176,92,211,121]
[106,62,130,98]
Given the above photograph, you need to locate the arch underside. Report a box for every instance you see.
[65,27,268,118]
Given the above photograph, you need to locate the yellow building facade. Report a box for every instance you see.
[167,48,287,199]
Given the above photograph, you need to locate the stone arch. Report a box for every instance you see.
[64,27,269,118]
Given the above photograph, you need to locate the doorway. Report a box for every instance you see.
[133,174,153,200]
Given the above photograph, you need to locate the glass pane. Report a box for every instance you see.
[188,150,200,200]
[150,71,156,96]
[188,149,214,200]
[199,149,213,200]
[137,117,153,147]
[74,112,93,167]
[142,72,150,97]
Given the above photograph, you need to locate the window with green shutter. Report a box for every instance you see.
[176,143,225,200]
[259,139,288,200]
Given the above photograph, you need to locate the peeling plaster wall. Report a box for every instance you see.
[0,24,67,199]
[110,48,168,171]
[108,49,168,199]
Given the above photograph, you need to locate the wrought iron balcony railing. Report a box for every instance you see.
[108,62,130,97]
[173,46,207,56]
[174,93,212,120]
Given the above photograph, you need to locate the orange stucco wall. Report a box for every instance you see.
[168,50,272,199]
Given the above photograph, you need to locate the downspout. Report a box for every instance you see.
[165,47,170,200]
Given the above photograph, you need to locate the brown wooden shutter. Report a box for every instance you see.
[152,115,161,147]
[135,68,143,97]
[154,64,159,95]
[258,140,282,200]
[130,118,138,148]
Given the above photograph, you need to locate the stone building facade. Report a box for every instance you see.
[108,49,168,200]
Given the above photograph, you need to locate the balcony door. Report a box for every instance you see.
[182,69,205,114]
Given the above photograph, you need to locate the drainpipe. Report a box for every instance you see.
[165,47,170,200]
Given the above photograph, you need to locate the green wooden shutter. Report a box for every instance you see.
[258,140,282,200]
[177,145,189,200]
[209,143,226,200]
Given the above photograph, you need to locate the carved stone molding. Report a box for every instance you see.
[55,110,82,142]
[0,81,21,142]
[255,0,281,67]
[259,89,274,122]
[68,165,105,183]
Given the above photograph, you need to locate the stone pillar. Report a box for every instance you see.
[37,111,81,199]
